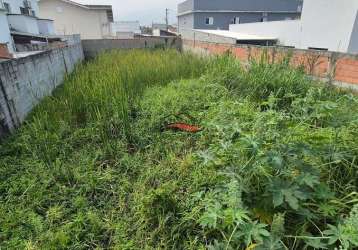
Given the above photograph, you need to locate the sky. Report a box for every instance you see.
[74,0,183,26]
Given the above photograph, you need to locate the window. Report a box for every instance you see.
[231,17,240,24]
[205,17,214,25]
[261,12,268,22]
[3,2,10,13]
[20,7,29,15]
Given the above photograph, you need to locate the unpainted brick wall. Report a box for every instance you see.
[183,39,358,87]
[0,39,84,139]
[0,43,13,59]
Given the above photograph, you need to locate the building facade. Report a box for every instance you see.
[178,0,303,31]
[38,0,113,39]
[229,0,358,53]
[0,0,55,55]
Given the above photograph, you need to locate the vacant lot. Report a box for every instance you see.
[0,50,357,249]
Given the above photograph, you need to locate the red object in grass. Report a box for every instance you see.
[166,123,202,133]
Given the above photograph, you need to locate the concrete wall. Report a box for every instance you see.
[178,0,194,14]
[178,13,194,33]
[183,39,358,90]
[0,35,83,138]
[0,10,14,53]
[348,12,358,54]
[230,20,301,47]
[300,0,358,52]
[38,0,110,39]
[7,14,40,34]
[82,37,182,58]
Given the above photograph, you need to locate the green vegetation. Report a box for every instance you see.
[1,50,358,249]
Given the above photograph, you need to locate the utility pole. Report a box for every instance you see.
[165,8,169,31]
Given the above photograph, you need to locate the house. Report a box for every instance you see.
[0,1,13,55]
[178,0,303,31]
[229,0,358,53]
[38,0,114,39]
[0,0,56,56]
[110,21,141,39]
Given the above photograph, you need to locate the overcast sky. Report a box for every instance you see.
[74,0,182,26]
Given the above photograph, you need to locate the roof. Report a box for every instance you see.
[195,29,277,41]
[40,0,113,21]
[40,0,112,10]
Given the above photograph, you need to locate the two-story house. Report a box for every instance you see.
[0,0,56,55]
[178,0,303,31]
[38,0,114,39]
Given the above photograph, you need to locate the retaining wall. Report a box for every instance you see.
[183,39,358,89]
[82,36,182,58]
[0,36,84,138]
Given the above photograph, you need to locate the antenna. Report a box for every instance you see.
[165,8,169,31]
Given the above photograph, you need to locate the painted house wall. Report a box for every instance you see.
[38,0,110,39]
[192,12,299,30]
[0,10,14,53]
[229,0,358,53]
[178,13,194,33]
[178,0,302,30]
[193,0,302,12]
[300,0,358,52]
[7,14,40,34]
[3,0,39,15]
[348,12,358,54]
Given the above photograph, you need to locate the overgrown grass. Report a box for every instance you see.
[0,50,357,249]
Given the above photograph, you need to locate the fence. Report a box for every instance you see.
[0,35,83,138]
[182,39,358,90]
[82,36,182,58]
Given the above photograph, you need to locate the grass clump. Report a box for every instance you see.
[0,51,358,249]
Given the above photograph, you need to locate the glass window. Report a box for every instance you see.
[205,17,214,25]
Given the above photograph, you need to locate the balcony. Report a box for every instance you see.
[37,18,55,35]
[7,14,39,35]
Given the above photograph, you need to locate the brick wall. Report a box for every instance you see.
[0,37,84,139]
[183,39,358,88]
[0,43,13,59]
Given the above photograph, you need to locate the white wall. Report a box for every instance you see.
[7,14,40,34]
[300,0,358,52]
[230,20,301,47]
[39,0,110,39]
[0,10,14,52]
[229,0,358,53]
